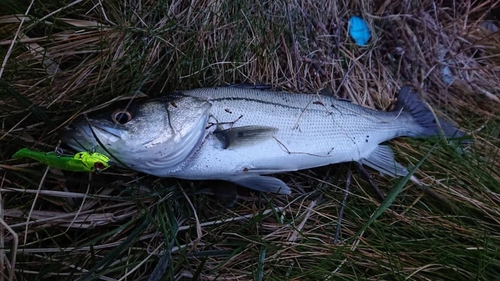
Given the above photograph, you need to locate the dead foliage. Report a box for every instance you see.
[1,0,500,280]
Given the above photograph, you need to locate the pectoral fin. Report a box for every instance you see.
[230,175,291,194]
[362,145,409,177]
[214,126,278,149]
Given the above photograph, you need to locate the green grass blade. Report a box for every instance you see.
[0,78,52,126]
[352,142,440,241]
[77,213,151,281]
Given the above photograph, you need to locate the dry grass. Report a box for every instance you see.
[1,0,500,280]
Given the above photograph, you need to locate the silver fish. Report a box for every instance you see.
[62,86,464,194]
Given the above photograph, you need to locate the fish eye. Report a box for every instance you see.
[94,162,105,171]
[112,110,132,124]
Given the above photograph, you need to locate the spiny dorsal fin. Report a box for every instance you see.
[214,126,278,149]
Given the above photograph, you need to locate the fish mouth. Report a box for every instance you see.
[62,120,123,152]
[90,123,123,139]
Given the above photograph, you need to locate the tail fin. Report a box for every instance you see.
[396,86,465,139]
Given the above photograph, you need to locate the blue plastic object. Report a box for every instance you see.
[349,16,371,46]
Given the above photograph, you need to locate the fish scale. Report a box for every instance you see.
[166,88,413,179]
[63,86,464,194]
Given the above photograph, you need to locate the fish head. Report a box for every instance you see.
[62,95,211,173]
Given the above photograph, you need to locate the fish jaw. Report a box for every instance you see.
[62,121,117,152]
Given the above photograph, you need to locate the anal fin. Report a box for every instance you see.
[362,145,409,177]
[230,175,291,194]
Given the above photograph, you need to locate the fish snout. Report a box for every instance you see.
[61,123,89,151]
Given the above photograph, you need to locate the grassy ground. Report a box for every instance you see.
[1,0,500,280]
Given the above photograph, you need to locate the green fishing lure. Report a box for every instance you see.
[12,148,111,172]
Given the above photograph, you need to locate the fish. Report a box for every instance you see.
[62,86,465,194]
